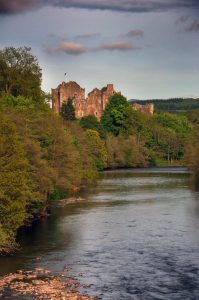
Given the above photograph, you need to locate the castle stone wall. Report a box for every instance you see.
[132,103,154,116]
[52,81,154,119]
[52,81,115,120]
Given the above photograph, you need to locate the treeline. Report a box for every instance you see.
[0,46,198,252]
[184,111,199,186]
[0,96,102,251]
[130,98,199,112]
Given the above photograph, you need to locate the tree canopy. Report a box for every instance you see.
[101,93,132,136]
[0,47,42,101]
[79,115,105,138]
[0,114,30,251]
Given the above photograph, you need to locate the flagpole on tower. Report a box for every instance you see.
[64,73,67,82]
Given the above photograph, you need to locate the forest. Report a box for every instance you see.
[0,47,199,252]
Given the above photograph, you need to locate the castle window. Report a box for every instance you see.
[95,112,98,116]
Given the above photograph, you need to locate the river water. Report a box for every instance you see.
[1,167,199,300]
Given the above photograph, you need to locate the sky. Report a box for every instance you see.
[0,0,199,99]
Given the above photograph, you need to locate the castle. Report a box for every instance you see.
[52,81,116,120]
[52,81,154,119]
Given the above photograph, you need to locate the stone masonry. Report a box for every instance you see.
[132,103,154,116]
[52,81,154,119]
[52,81,116,120]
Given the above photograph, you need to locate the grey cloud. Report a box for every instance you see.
[122,29,144,38]
[55,0,199,13]
[75,33,101,39]
[0,0,44,14]
[1,0,199,15]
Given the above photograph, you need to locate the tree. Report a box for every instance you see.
[0,114,30,251]
[101,93,132,136]
[0,46,42,101]
[154,113,192,136]
[61,99,76,120]
[105,134,147,168]
[184,129,199,186]
[85,129,108,170]
[0,94,35,111]
[79,115,105,138]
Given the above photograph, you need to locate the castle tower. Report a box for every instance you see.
[52,81,85,113]
[102,84,115,110]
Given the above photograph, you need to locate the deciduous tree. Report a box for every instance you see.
[0,47,42,101]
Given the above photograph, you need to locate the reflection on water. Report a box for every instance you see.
[0,167,199,300]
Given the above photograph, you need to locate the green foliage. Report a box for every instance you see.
[125,109,153,145]
[0,96,100,251]
[101,93,133,136]
[105,134,147,168]
[79,115,105,138]
[0,47,43,102]
[84,129,108,170]
[61,99,76,120]
[154,113,192,135]
[0,94,35,111]
[66,122,98,184]
[184,129,199,185]
[0,114,30,250]
[185,109,199,126]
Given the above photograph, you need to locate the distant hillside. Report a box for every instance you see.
[129,98,199,112]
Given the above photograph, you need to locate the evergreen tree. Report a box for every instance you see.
[61,99,76,120]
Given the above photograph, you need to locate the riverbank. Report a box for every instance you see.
[0,267,98,300]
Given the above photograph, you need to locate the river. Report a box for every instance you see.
[1,167,199,300]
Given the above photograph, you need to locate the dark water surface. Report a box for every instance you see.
[1,167,199,300]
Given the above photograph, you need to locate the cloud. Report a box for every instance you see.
[53,0,199,13]
[1,0,199,15]
[0,0,44,14]
[75,33,101,39]
[122,29,144,38]
[44,40,140,55]
[96,41,140,51]
[59,41,88,54]
[185,20,199,31]
[43,41,88,55]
